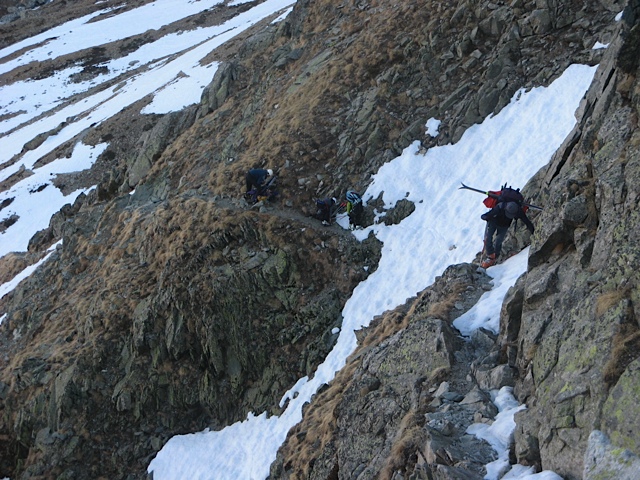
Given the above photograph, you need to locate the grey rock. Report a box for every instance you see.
[563,195,589,226]
[441,391,464,402]
[474,364,517,390]
[127,109,197,187]
[434,381,450,398]
[431,465,484,480]
[584,430,640,480]
[528,9,552,34]
[460,387,492,406]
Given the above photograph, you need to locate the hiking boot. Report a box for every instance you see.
[322,220,330,226]
[481,254,496,268]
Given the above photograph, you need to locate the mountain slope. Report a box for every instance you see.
[0,0,633,478]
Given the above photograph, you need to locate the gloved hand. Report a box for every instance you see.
[481,213,489,221]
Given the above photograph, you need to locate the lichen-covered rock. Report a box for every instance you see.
[602,359,640,454]
[269,264,501,479]
[504,3,640,478]
[0,193,379,477]
[583,430,640,480]
[127,108,198,187]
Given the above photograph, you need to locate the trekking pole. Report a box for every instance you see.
[458,182,544,211]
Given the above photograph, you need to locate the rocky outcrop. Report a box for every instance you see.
[127,108,199,188]
[146,0,622,212]
[0,0,50,24]
[273,3,640,480]
[0,190,381,477]
[583,430,640,480]
[501,2,640,479]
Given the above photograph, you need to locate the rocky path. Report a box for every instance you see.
[416,267,516,479]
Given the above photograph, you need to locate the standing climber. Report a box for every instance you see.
[346,190,364,229]
[245,168,273,195]
[480,186,534,268]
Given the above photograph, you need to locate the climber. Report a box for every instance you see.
[313,197,338,225]
[480,186,534,268]
[346,190,364,229]
[245,168,273,195]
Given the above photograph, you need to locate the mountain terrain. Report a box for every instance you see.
[1,0,639,478]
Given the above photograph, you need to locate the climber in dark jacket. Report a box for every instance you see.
[245,168,273,194]
[313,197,337,225]
[481,201,534,268]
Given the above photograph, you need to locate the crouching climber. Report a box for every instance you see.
[313,197,337,225]
[245,168,273,194]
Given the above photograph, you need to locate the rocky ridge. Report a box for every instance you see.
[0,0,637,479]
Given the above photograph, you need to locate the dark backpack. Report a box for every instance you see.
[245,175,278,204]
[313,198,338,223]
[258,175,277,195]
[498,186,524,205]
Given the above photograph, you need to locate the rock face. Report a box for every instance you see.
[0,189,381,477]
[0,0,638,479]
[506,3,640,479]
[274,2,640,480]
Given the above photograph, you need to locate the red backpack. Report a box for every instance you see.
[483,190,503,209]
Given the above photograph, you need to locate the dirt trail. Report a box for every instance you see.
[212,192,358,237]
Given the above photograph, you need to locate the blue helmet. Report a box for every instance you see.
[346,190,361,204]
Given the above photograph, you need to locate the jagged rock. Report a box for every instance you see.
[381,198,416,226]
[433,381,450,398]
[513,409,542,471]
[469,327,496,355]
[423,426,465,465]
[474,364,517,390]
[428,464,484,480]
[602,358,640,453]
[460,387,491,406]
[505,3,640,478]
[199,62,239,115]
[270,264,499,479]
[127,108,198,187]
[478,7,512,37]
[441,391,464,402]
